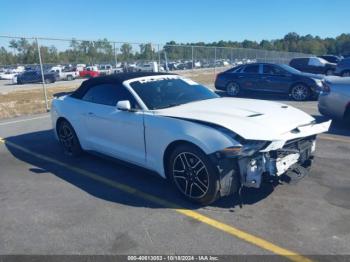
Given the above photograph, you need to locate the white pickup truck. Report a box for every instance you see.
[50,67,79,81]
[98,64,113,76]
[135,62,164,72]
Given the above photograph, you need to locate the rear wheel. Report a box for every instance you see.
[290,84,310,101]
[167,144,220,205]
[226,82,240,97]
[57,120,83,157]
[44,78,52,84]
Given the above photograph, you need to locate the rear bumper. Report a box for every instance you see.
[214,77,227,90]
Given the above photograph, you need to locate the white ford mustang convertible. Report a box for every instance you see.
[51,73,331,205]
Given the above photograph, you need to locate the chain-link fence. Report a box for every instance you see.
[0,35,312,119]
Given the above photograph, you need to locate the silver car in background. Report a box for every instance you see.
[318,76,350,122]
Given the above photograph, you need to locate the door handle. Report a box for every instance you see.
[87,112,95,116]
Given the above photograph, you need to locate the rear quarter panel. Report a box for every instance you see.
[215,72,239,90]
[51,96,89,148]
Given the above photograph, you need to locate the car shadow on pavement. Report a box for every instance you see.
[4,129,276,211]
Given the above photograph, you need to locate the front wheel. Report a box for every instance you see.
[290,84,310,101]
[226,82,240,97]
[167,144,220,205]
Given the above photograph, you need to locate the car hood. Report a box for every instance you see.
[298,72,324,79]
[154,98,329,141]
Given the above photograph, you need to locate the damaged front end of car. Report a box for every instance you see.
[236,135,316,189]
[210,120,331,198]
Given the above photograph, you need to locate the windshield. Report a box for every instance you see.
[279,64,301,74]
[130,77,219,110]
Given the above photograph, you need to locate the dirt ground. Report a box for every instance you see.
[0,85,76,119]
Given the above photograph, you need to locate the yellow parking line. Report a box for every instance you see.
[0,137,312,262]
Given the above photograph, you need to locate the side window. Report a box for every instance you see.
[82,83,139,108]
[242,65,259,74]
[263,65,284,75]
[308,58,324,66]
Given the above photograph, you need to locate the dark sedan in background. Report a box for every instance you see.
[17,70,57,84]
[289,57,336,75]
[215,63,325,101]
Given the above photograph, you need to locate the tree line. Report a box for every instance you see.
[0,38,157,66]
[1,32,350,66]
[167,32,350,56]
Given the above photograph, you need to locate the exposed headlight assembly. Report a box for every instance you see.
[314,79,324,88]
[217,141,267,158]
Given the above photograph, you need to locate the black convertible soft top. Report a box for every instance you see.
[71,72,176,99]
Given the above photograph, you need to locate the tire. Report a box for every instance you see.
[226,82,240,97]
[57,120,83,157]
[166,144,220,205]
[290,84,310,101]
[44,78,52,84]
[325,69,334,76]
[341,70,350,77]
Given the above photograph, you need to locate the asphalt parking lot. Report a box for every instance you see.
[0,96,349,260]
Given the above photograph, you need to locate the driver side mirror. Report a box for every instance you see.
[117,100,131,111]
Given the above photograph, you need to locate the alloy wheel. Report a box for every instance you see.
[226,82,239,96]
[172,152,209,199]
[291,85,308,101]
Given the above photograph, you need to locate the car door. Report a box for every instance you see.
[260,64,292,93]
[31,71,41,83]
[80,82,146,166]
[238,64,261,90]
[21,72,35,83]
